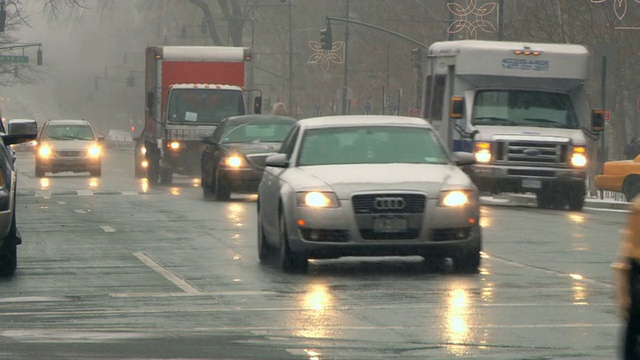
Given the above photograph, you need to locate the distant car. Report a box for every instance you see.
[595,155,640,201]
[106,129,133,149]
[200,114,297,200]
[35,119,104,177]
[8,119,38,153]
[257,115,481,273]
[0,119,38,276]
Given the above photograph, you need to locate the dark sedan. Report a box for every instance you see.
[200,115,297,201]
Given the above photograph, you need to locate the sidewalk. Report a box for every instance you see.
[481,193,630,210]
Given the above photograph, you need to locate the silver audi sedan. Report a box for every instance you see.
[257,115,481,273]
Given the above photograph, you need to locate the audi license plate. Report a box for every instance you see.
[373,215,407,233]
[522,178,541,189]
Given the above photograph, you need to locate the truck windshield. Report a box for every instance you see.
[167,89,245,125]
[472,90,579,129]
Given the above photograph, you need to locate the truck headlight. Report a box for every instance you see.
[296,191,340,208]
[474,142,492,164]
[439,190,472,207]
[38,145,52,158]
[570,146,587,167]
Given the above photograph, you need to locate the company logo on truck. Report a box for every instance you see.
[501,58,549,72]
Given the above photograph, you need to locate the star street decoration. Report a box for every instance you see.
[308,41,344,72]
[447,0,498,39]
[591,0,640,20]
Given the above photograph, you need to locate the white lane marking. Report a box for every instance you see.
[56,201,66,204]
[100,226,116,232]
[110,290,279,298]
[35,191,51,198]
[133,252,202,295]
[0,296,73,303]
[74,210,86,214]
[120,191,139,196]
[77,190,93,196]
[486,253,613,288]
[0,329,163,343]
[584,207,629,213]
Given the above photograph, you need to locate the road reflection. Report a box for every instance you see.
[292,283,336,341]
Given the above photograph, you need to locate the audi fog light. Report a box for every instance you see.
[296,191,340,208]
[439,190,471,207]
[38,145,52,158]
[570,146,587,167]
[88,145,101,158]
[474,142,492,163]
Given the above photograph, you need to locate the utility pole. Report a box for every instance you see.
[287,0,294,116]
[342,0,350,115]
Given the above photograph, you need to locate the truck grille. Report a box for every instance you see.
[495,140,568,165]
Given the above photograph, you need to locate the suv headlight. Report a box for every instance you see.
[88,144,101,158]
[38,144,52,158]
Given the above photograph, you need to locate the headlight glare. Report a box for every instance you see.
[88,144,101,158]
[296,191,340,208]
[439,190,471,207]
[474,142,492,163]
[571,146,587,167]
[223,156,244,168]
[38,145,52,158]
[169,141,180,150]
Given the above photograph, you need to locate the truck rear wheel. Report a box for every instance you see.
[567,190,585,211]
[160,168,173,185]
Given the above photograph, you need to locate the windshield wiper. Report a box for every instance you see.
[473,117,517,125]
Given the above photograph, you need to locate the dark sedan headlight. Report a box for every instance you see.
[220,155,248,169]
[438,190,474,207]
[296,191,340,208]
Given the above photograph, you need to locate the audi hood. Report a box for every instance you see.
[284,163,476,199]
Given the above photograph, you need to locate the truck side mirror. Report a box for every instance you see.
[591,109,604,132]
[450,96,464,119]
[147,91,155,115]
[254,96,262,114]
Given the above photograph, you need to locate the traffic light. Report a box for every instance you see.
[320,27,332,51]
[37,48,43,66]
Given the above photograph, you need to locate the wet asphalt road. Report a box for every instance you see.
[0,148,627,359]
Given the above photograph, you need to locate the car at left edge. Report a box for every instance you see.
[200,114,297,200]
[0,118,38,276]
[257,115,481,273]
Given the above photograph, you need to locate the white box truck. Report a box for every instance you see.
[421,40,603,211]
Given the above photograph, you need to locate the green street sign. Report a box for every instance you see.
[0,55,29,63]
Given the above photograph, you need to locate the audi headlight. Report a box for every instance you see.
[88,144,101,158]
[38,144,52,158]
[474,142,492,164]
[570,146,587,167]
[439,190,473,207]
[296,191,340,208]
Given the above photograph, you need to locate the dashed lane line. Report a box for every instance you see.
[132,252,202,295]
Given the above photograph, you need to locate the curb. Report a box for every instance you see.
[483,194,630,210]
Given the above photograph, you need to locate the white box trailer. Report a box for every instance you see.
[421,40,603,211]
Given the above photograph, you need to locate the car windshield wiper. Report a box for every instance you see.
[473,117,517,125]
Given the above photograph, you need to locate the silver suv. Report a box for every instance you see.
[35,120,104,177]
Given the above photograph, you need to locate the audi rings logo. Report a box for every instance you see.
[373,197,406,210]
